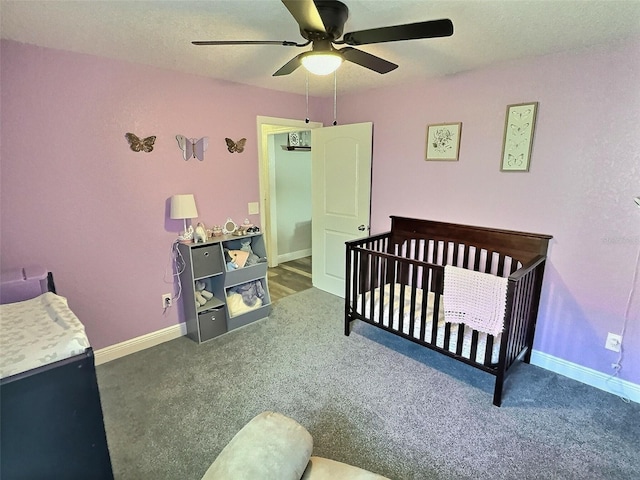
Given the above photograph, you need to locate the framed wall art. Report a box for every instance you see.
[426,122,462,161]
[500,102,538,172]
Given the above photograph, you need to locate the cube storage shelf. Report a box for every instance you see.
[177,232,270,344]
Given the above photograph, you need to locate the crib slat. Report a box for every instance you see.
[512,279,525,361]
[461,244,469,269]
[378,255,386,327]
[444,322,452,351]
[484,335,494,366]
[441,241,449,267]
[485,250,494,274]
[518,273,535,355]
[473,248,481,271]
[368,253,377,323]
[456,324,466,357]
[515,274,531,359]
[408,263,420,338]
[469,329,479,361]
[431,268,443,344]
[419,265,429,342]
[497,254,506,277]
[395,260,405,334]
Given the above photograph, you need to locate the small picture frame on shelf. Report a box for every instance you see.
[222,218,237,235]
[288,131,301,147]
[426,122,462,161]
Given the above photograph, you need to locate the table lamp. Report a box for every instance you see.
[170,194,198,238]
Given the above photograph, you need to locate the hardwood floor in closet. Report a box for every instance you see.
[267,257,312,303]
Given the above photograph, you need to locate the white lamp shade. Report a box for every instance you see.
[170,194,198,220]
[301,52,343,75]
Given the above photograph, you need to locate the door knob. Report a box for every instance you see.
[358,225,367,231]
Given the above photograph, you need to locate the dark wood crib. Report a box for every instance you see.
[345,216,552,406]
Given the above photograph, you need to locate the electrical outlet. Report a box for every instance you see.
[162,293,172,308]
[605,332,622,352]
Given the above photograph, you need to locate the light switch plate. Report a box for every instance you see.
[248,202,259,215]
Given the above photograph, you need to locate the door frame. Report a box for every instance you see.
[256,116,322,267]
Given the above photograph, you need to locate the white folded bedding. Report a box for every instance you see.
[226,292,263,317]
[0,292,90,379]
[356,284,501,364]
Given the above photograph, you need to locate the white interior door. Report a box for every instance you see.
[312,122,373,297]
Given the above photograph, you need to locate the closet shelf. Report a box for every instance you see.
[281,145,311,151]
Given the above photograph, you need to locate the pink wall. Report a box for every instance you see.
[0,40,325,349]
[337,38,640,384]
[2,38,638,386]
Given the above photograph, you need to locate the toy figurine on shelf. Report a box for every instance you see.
[178,225,194,244]
[193,223,207,243]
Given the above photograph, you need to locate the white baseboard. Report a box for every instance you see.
[278,248,311,264]
[530,350,640,404]
[94,323,186,366]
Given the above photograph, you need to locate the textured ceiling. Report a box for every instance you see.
[2,0,639,97]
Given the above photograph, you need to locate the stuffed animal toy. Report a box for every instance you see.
[194,280,213,306]
[223,248,238,270]
[228,280,265,307]
[240,240,266,266]
[193,223,207,244]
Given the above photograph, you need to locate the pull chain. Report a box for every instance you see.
[333,71,338,125]
[305,72,310,123]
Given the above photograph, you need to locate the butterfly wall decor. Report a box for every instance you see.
[225,138,246,154]
[176,135,209,161]
[125,133,156,153]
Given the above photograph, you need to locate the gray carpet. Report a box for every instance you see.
[97,288,640,480]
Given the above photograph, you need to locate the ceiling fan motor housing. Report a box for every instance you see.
[301,0,349,41]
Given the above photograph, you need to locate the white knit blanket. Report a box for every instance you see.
[443,265,508,336]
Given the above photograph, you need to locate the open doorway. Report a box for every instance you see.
[256,116,322,267]
[256,116,322,302]
[257,117,373,300]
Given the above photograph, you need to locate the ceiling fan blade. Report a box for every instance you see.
[192,40,303,46]
[340,47,397,74]
[342,19,453,46]
[273,53,305,76]
[281,0,327,33]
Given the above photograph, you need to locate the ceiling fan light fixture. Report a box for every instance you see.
[301,51,343,75]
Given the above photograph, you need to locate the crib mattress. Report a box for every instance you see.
[356,284,501,364]
[0,292,90,379]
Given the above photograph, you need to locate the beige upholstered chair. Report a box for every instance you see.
[201,411,390,480]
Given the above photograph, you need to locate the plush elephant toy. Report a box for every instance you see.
[194,280,214,306]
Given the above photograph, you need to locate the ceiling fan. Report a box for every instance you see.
[192,0,453,76]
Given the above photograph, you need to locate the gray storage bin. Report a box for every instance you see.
[198,307,227,342]
[192,244,223,279]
